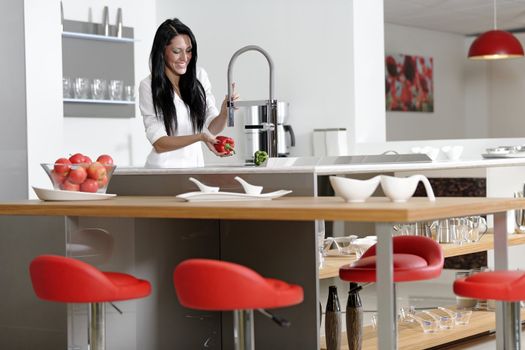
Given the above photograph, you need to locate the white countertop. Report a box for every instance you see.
[114,156,525,176]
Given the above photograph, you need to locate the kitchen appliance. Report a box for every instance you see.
[244,101,295,160]
[227,45,289,161]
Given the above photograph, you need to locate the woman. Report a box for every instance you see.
[139,18,238,168]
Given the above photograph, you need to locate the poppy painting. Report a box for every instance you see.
[385,54,433,112]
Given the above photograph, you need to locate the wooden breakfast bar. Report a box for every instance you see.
[1,196,525,349]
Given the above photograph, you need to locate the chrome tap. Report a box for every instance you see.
[227,45,278,157]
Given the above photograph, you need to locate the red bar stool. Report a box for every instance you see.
[173,258,304,350]
[454,270,525,349]
[29,255,151,350]
[339,236,444,342]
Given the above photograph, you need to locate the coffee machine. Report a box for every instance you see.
[227,45,295,162]
[244,102,295,160]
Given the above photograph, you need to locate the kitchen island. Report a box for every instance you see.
[1,196,525,349]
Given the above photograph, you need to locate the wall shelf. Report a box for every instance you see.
[319,233,525,280]
[63,98,135,105]
[62,19,135,118]
[62,31,134,43]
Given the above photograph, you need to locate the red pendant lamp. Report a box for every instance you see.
[468,0,524,60]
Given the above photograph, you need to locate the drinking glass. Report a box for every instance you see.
[109,80,124,100]
[124,85,135,101]
[63,77,72,98]
[73,77,89,99]
[91,79,107,100]
[466,216,487,242]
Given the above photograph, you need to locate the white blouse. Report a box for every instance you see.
[139,67,219,168]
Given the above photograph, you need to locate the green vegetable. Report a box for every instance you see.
[254,150,269,166]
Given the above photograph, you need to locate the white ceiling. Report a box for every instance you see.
[384,0,525,35]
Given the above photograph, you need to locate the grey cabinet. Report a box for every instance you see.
[62,19,135,118]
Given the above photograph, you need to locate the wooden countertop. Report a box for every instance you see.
[0,196,525,221]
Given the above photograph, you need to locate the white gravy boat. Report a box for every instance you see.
[380,175,436,203]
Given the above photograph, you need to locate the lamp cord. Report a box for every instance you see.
[493,0,497,30]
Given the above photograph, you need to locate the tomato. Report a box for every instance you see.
[97,175,109,188]
[80,179,99,193]
[67,166,87,184]
[53,158,71,174]
[96,154,114,166]
[69,153,85,164]
[87,162,106,180]
[60,180,80,191]
[51,170,67,185]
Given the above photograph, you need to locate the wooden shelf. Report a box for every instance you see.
[319,233,525,280]
[321,308,525,350]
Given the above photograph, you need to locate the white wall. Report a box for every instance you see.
[384,24,469,141]
[25,0,64,193]
[488,32,525,138]
[0,1,28,199]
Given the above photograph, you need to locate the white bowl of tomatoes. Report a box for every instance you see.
[42,153,116,193]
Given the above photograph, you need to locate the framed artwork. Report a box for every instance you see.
[385,54,433,112]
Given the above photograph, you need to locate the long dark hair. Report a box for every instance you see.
[149,18,206,135]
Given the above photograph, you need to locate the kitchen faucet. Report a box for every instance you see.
[227,45,278,157]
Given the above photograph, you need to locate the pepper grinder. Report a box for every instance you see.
[346,283,363,350]
[325,285,342,350]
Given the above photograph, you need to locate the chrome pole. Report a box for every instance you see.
[233,309,255,350]
[88,302,106,350]
[503,302,521,349]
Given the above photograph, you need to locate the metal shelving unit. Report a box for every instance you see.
[62,19,135,118]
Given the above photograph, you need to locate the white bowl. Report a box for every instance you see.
[380,175,436,203]
[330,176,380,203]
[411,146,439,161]
[441,146,463,161]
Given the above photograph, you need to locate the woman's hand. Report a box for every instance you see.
[201,133,231,157]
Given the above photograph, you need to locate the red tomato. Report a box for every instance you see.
[80,179,99,193]
[97,175,109,188]
[60,180,80,191]
[96,154,114,166]
[67,166,87,184]
[51,170,67,185]
[69,153,85,164]
[53,158,71,174]
[87,162,107,180]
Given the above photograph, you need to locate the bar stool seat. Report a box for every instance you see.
[174,259,303,350]
[454,270,525,349]
[339,236,444,283]
[30,255,151,350]
[454,270,525,301]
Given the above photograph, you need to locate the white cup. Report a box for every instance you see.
[380,174,436,203]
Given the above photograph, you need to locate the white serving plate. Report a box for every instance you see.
[176,190,292,202]
[32,187,117,201]
[481,152,525,159]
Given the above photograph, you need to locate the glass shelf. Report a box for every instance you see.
[62,31,135,43]
[63,98,135,105]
